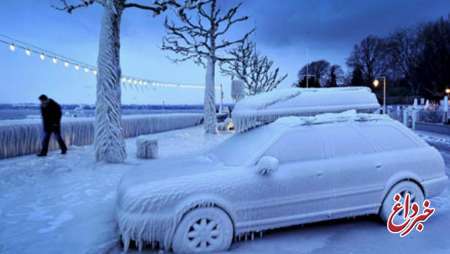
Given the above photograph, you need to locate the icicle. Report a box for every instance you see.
[259,231,263,239]
[137,240,143,252]
[251,232,254,241]
[0,114,203,159]
[122,235,130,253]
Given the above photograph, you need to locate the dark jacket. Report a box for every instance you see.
[41,99,62,132]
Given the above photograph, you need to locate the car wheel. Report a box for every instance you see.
[172,207,233,253]
[379,181,424,223]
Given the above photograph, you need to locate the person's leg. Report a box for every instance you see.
[38,131,51,156]
[54,127,67,154]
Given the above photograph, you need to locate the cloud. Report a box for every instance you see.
[244,0,450,49]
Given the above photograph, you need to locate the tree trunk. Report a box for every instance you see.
[204,56,217,134]
[95,1,127,163]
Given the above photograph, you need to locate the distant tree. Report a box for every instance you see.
[345,15,450,99]
[326,64,344,87]
[384,28,423,95]
[346,35,387,86]
[413,17,450,98]
[350,64,364,86]
[224,41,287,95]
[54,0,182,163]
[296,60,330,87]
[162,0,254,133]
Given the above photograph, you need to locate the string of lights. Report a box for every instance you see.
[0,34,214,90]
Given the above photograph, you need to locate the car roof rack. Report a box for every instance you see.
[272,110,389,129]
[232,87,380,132]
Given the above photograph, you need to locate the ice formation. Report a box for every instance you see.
[232,87,380,132]
[116,111,447,252]
[95,0,126,163]
[136,137,158,159]
[0,114,202,159]
[255,155,279,175]
[203,57,217,134]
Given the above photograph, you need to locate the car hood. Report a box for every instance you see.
[118,155,223,195]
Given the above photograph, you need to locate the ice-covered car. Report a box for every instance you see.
[116,112,447,253]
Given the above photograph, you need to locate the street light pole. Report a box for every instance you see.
[445,88,450,123]
[383,76,386,114]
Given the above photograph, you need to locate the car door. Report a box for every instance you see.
[242,125,340,228]
[320,123,382,216]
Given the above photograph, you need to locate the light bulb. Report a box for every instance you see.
[75,65,80,70]
[84,68,89,72]
[39,54,45,60]
[92,70,97,75]
[64,62,69,68]
[25,49,31,56]
[9,44,16,51]
[52,58,58,64]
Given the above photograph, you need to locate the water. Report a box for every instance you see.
[0,109,41,120]
[0,108,204,120]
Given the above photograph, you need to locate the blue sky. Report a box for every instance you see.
[0,0,448,104]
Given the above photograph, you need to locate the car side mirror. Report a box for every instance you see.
[256,156,279,176]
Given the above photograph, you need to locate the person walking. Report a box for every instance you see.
[37,94,67,157]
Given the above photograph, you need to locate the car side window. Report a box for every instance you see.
[358,123,418,151]
[263,127,325,163]
[321,124,374,158]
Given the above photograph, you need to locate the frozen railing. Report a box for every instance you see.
[0,113,203,159]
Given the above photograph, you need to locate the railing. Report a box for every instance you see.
[0,113,203,159]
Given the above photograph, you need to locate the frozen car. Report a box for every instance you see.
[116,112,447,253]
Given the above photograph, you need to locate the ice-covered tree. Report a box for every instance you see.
[162,0,254,134]
[224,41,287,95]
[54,0,180,163]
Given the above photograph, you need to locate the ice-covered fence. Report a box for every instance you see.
[0,114,203,159]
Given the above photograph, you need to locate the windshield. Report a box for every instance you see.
[209,125,283,166]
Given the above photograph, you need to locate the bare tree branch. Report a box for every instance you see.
[123,0,181,14]
[223,40,287,95]
[162,0,253,65]
[52,0,99,13]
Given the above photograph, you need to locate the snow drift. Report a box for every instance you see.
[0,114,203,159]
[232,87,380,132]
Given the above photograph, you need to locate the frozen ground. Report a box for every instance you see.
[0,127,449,254]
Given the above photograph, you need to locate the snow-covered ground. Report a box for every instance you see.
[0,127,449,254]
